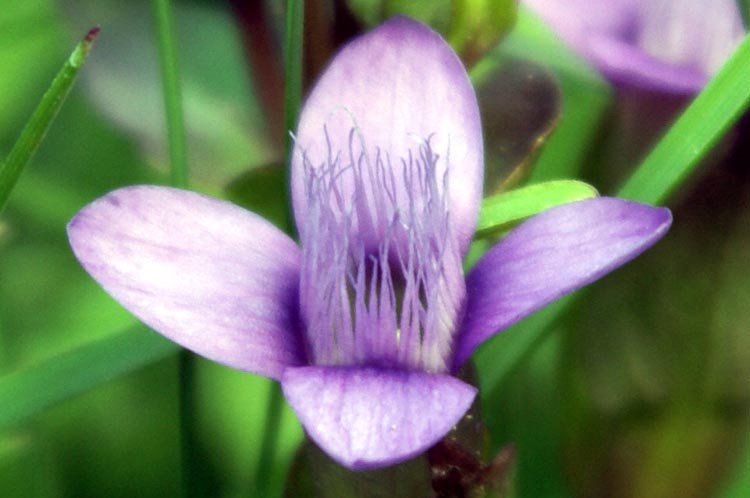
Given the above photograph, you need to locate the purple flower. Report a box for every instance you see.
[67,18,671,470]
[523,0,745,93]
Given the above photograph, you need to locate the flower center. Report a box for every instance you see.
[298,129,465,373]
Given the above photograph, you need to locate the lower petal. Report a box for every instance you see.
[281,366,477,470]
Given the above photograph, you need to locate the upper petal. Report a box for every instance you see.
[68,186,304,380]
[453,197,671,369]
[282,365,477,470]
[291,17,483,253]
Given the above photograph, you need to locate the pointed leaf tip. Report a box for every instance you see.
[85,26,101,43]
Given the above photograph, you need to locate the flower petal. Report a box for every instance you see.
[523,0,744,93]
[291,17,483,253]
[281,366,477,470]
[68,186,304,379]
[584,33,707,93]
[453,197,671,369]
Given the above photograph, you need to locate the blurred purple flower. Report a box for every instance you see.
[67,18,671,470]
[523,0,745,93]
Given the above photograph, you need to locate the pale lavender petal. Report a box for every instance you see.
[453,198,671,369]
[523,0,744,93]
[291,17,483,253]
[282,366,477,470]
[68,186,304,379]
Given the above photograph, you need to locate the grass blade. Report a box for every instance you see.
[0,326,178,429]
[618,35,750,204]
[0,27,99,213]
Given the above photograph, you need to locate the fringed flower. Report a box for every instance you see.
[68,17,672,470]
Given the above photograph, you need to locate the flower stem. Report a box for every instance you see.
[283,0,306,228]
[152,1,195,496]
[253,381,286,498]
[284,0,305,158]
[251,2,305,497]
[153,0,188,188]
[177,350,200,498]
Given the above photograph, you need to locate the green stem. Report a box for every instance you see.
[251,2,305,497]
[152,1,194,496]
[282,0,305,235]
[153,0,188,188]
[178,349,199,498]
[284,0,305,157]
[253,382,286,498]
[0,28,99,213]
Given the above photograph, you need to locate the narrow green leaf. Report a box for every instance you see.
[0,326,178,429]
[0,27,99,213]
[618,35,750,204]
[477,180,598,235]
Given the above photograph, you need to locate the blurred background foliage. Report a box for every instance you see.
[1,0,748,497]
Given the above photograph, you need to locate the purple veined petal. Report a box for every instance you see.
[291,16,483,254]
[523,0,744,93]
[68,186,305,380]
[282,365,477,470]
[452,197,672,370]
